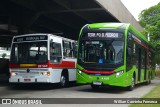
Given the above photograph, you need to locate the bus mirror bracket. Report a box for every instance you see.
[50,39,53,43]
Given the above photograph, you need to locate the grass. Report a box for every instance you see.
[129,85,160,107]
[129,70,160,107]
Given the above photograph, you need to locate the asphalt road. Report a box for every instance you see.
[0,78,160,107]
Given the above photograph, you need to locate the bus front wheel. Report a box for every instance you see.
[127,76,135,91]
[60,74,68,87]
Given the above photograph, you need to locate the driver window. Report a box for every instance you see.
[50,42,62,63]
[63,41,72,57]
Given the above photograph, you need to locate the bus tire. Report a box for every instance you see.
[60,72,68,88]
[148,73,151,84]
[127,76,135,91]
[91,84,100,90]
[145,73,151,85]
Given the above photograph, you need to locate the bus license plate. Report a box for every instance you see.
[24,79,31,82]
[93,82,102,85]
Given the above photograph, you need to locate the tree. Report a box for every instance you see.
[139,2,160,64]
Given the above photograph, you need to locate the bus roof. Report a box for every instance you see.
[88,23,127,29]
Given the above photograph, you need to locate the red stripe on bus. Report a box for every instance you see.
[9,61,50,68]
[83,69,114,74]
[9,64,20,68]
[9,60,75,69]
[48,60,75,68]
[134,39,148,49]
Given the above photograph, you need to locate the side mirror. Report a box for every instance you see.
[2,53,7,58]
[50,39,53,43]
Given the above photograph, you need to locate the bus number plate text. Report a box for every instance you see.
[24,79,31,82]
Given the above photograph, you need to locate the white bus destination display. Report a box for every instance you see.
[14,35,48,42]
[87,33,120,38]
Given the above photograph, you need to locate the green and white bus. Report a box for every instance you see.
[76,23,155,90]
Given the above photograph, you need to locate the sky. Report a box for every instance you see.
[120,0,160,21]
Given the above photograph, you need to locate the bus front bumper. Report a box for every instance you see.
[9,77,52,83]
[76,72,130,87]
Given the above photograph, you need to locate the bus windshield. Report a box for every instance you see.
[10,41,48,64]
[78,39,124,66]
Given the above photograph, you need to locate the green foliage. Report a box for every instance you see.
[129,85,160,107]
[139,2,160,64]
[139,3,160,26]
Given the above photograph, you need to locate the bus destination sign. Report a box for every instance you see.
[87,33,119,38]
[14,35,48,42]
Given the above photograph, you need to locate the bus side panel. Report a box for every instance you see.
[50,68,62,83]
[62,58,77,81]
[68,69,76,81]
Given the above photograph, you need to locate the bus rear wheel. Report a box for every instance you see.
[145,73,151,85]
[148,73,152,84]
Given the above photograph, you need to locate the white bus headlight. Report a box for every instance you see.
[116,71,124,77]
[42,72,50,76]
[10,72,17,76]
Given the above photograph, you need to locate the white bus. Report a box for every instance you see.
[9,33,77,87]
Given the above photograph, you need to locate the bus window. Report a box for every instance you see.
[126,32,133,70]
[79,40,123,64]
[10,42,47,64]
[50,42,62,63]
[72,42,77,58]
[63,41,72,58]
[30,45,47,63]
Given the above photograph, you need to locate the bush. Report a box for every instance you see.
[155,70,160,77]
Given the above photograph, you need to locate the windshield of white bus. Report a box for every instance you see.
[10,41,48,64]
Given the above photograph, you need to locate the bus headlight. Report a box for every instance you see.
[10,72,17,76]
[42,72,50,76]
[77,69,82,74]
[116,71,123,78]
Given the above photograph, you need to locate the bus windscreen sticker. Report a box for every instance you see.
[98,58,103,64]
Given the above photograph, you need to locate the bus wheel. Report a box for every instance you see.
[60,74,68,87]
[148,73,151,84]
[91,84,100,90]
[145,73,151,85]
[127,76,135,91]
